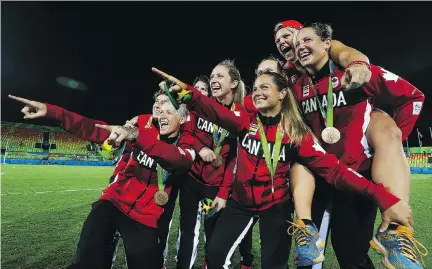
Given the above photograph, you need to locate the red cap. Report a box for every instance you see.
[274,20,303,34]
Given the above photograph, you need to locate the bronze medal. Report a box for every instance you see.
[154,190,169,206]
[321,127,341,144]
[210,154,223,168]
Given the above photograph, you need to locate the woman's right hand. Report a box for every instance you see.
[199,147,217,163]
[8,95,47,119]
[380,200,414,232]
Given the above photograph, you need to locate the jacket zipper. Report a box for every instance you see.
[250,122,269,209]
[127,170,153,215]
[250,156,260,208]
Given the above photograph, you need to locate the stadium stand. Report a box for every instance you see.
[49,131,89,154]
[1,125,12,146]
[1,121,431,172]
[408,153,432,168]
[1,121,110,165]
[7,127,43,152]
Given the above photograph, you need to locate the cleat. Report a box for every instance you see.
[370,225,427,269]
[288,219,325,266]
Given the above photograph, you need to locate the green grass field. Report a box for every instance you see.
[1,165,431,269]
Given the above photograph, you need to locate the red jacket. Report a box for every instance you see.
[45,105,195,228]
[243,95,256,114]
[283,61,304,86]
[112,152,131,177]
[185,86,400,212]
[111,115,158,177]
[292,63,425,170]
[179,104,244,200]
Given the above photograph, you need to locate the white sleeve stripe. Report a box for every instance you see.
[185,149,196,161]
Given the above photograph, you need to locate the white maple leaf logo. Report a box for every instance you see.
[312,142,326,154]
[380,67,400,82]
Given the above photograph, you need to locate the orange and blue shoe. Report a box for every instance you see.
[370,224,428,269]
[288,219,325,267]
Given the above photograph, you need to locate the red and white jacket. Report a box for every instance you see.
[184,86,400,212]
[179,103,245,199]
[292,63,424,170]
[45,105,195,228]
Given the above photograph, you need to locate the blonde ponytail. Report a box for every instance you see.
[281,89,313,144]
[234,80,246,105]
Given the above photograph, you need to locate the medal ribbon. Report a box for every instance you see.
[256,115,284,195]
[213,103,236,154]
[145,116,153,129]
[156,164,168,192]
[156,135,178,191]
[307,60,335,128]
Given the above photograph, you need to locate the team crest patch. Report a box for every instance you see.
[291,75,298,84]
[331,77,339,88]
[413,101,423,115]
[249,124,258,135]
[302,85,310,97]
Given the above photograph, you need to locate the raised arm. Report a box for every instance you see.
[45,104,111,144]
[8,95,110,144]
[151,68,250,135]
[330,40,369,68]
[330,40,372,90]
[185,86,249,135]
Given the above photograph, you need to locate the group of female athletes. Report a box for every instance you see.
[9,20,427,269]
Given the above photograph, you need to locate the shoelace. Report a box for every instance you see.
[287,221,316,246]
[395,230,428,266]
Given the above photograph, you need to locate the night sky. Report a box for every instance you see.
[2,1,431,144]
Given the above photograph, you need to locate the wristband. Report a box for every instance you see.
[177,88,193,102]
[347,60,371,71]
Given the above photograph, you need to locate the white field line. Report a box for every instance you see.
[0,188,103,196]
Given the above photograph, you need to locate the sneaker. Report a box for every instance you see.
[241,265,252,269]
[201,259,207,269]
[287,219,325,266]
[370,224,428,269]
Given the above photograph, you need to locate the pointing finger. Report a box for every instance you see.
[95,124,113,132]
[152,67,172,81]
[8,95,34,106]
